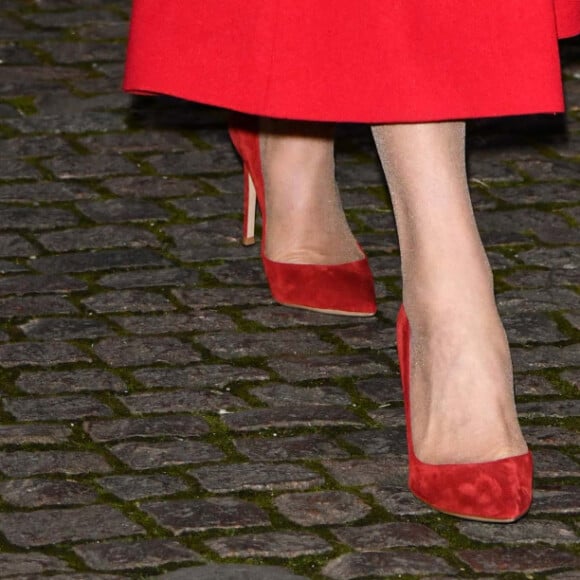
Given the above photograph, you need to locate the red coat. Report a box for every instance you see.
[124,1,580,122]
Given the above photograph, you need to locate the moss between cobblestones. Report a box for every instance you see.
[0,96,37,116]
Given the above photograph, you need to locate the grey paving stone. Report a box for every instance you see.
[333,523,447,550]
[111,311,236,335]
[342,428,408,456]
[190,462,324,493]
[0,341,91,367]
[16,368,126,394]
[83,290,175,314]
[223,405,365,432]
[0,424,71,446]
[0,274,87,296]
[37,40,125,64]
[458,547,580,574]
[512,344,580,371]
[5,112,126,134]
[93,336,200,367]
[206,531,331,559]
[0,478,98,508]
[204,260,265,285]
[0,295,77,318]
[250,384,351,407]
[515,373,559,396]
[561,369,579,389]
[0,207,78,230]
[196,330,334,359]
[98,474,189,501]
[148,150,240,176]
[522,425,580,447]
[366,485,432,516]
[20,317,113,340]
[354,376,402,403]
[172,286,272,309]
[110,440,224,470]
[131,364,269,389]
[0,451,111,477]
[76,199,169,223]
[332,323,395,351]
[504,312,567,344]
[534,449,580,477]
[102,175,202,199]
[505,268,580,289]
[43,154,139,180]
[532,487,580,514]
[268,354,389,381]
[32,248,169,273]
[0,260,29,274]
[2,135,75,158]
[369,406,406,427]
[142,498,270,534]
[99,268,199,290]
[241,305,365,328]
[323,457,407,487]
[492,182,580,204]
[0,553,71,577]
[38,225,160,252]
[274,491,371,526]
[456,519,578,545]
[154,564,307,580]
[0,234,36,258]
[516,247,579,271]
[15,574,126,580]
[235,434,348,461]
[498,287,580,313]
[85,415,210,442]
[513,158,580,181]
[4,394,112,421]
[518,399,580,419]
[119,389,248,415]
[0,182,98,203]
[170,195,240,218]
[0,158,40,179]
[74,538,202,571]
[0,505,143,547]
[322,551,456,579]
[79,131,195,154]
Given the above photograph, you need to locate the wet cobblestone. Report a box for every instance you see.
[0,2,577,577]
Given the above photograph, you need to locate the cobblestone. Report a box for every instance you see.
[98,474,189,501]
[85,415,210,442]
[109,440,224,470]
[0,478,98,508]
[322,551,455,579]
[74,538,202,571]
[205,531,331,559]
[274,491,371,526]
[142,498,270,533]
[190,462,324,493]
[16,368,126,394]
[0,505,144,547]
[4,394,112,421]
[0,451,111,477]
[458,547,580,574]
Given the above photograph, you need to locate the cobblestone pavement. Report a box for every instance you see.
[0,2,579,579]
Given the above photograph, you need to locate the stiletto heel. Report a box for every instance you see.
[242,167,257,246]
[396,305,533,522]
[230,115,377,316]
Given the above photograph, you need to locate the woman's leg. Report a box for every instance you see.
[372,122,528,464]
[259,118,362,265]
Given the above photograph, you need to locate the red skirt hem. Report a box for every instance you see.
[124,0,578,123]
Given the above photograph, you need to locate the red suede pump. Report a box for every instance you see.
[229,116,376,316]
[396,305,533,522]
